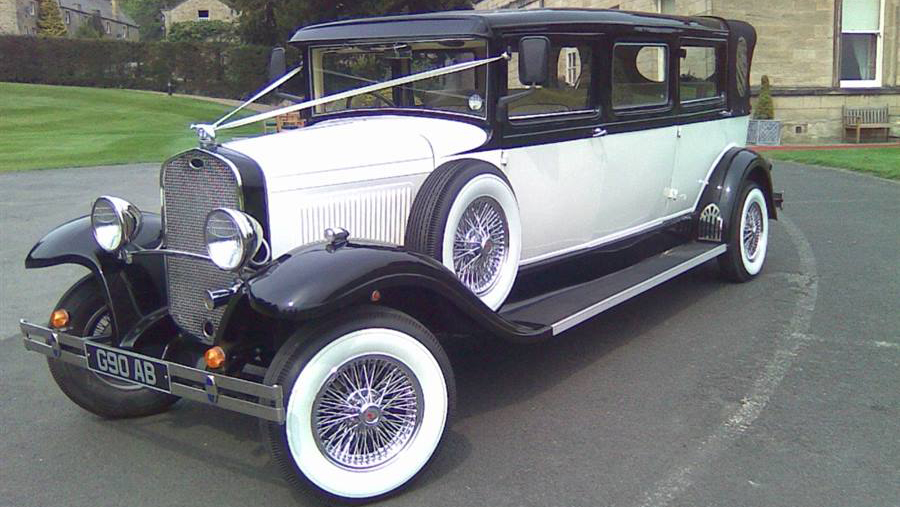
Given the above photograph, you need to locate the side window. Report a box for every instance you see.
[612,43,669,109]
[506,40,593,118]
[680,45,723,103]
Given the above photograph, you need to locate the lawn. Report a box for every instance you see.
[0,82,264,171]
[766,146,900,180]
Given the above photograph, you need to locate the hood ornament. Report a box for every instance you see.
[191,124,217,148]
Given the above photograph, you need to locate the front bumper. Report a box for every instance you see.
[20,320,285,423]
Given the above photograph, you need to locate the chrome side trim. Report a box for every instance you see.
[697,203,724,242]
[19,320,285,423]
[550,244,727,335]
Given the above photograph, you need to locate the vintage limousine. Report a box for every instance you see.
[20,9,780,503]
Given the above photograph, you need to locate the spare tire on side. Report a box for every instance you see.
[405,160,521,310]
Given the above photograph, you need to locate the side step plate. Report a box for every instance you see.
[499,242,726,335]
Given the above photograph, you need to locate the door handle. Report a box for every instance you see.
[592,127,608,137]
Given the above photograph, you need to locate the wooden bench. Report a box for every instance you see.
[843,105,891,143]
[264,111,304,133]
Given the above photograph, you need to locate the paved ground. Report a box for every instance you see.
[0,161,897,507]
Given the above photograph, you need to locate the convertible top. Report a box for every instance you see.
[290,8,728,44]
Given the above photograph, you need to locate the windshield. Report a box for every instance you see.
[310,39,489,117]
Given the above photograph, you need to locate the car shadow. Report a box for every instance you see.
[100,261,728,499]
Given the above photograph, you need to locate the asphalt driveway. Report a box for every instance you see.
[0,161,897,507]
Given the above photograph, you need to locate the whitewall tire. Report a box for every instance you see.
[261,307,455,503]
[405,161,521,310]
[719,182,769,282]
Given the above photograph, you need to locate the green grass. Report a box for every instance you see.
[767,147,900,180]
[0,82,263,172]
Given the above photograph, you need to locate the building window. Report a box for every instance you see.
[124,25,128,37]
[565,49,579,86]
[657,0,676,14]
[64,10,70,24]
[105,21,111,34]
[839,0,884,87]
[198,9,209,20]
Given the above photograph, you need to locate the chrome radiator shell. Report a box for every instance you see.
[161,149,241,343]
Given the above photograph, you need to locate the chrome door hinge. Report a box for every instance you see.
[500,150,509,168]
[664,188,679,200]
[592,127,608,137]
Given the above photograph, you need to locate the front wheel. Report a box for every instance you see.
[718,182,769,282]
[47,275,178,418]
[261,307,456,503]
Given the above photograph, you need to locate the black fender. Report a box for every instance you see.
[246,241,549,342]
[26,213,167,340]
[698,147,778,237]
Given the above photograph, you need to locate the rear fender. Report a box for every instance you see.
[26,214,167,339]
[699,148,777,236]
[246,241,548,341]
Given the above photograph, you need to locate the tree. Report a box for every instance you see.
[753,75,774,120]
[235,0,473,46]
[121,0,178,41]
[37,0,68,36]
[74,12,104,38]
[168,20,239,42]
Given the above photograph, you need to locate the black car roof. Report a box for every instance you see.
[290,8,728,44]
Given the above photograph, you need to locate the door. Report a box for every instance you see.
[500,36,607,265]
[669,41,731,215]
[591,41,677,237]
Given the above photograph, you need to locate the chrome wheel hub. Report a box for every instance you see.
[312,355,423,470]
[743,201,763,260]
[452,196,509,296]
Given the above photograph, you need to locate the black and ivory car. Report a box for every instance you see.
[20,9,780,503]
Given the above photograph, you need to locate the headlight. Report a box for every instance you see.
[91,196,142,252]
[205,208,263,271]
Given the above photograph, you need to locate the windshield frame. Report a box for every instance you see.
[306,37,492,122]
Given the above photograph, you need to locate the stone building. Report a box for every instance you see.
[475,0,900,143]
[0,0,138,39]
[161,0,237,36]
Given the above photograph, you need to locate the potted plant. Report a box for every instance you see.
[748,75,782,145]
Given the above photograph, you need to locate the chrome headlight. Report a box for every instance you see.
[204,208,263,271]
[91,196,142,252]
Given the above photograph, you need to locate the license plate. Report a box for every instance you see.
[85,343,170,392]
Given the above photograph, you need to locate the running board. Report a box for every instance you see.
[499,242,726,335]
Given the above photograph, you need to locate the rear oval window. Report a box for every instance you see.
[736,37,749,98]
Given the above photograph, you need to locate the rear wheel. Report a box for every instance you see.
[46,276,178,418]
[261,306,455,503]
[718,182,769,282]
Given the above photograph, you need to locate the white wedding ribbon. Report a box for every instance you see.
[192,52,508,142]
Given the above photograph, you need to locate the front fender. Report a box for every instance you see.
[26,214,167,339]
[246,241,547,341]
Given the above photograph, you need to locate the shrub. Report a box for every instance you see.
[37,0,67,37]
[167,20,238,43]
[0,35,290,99]
[754,75,775,120]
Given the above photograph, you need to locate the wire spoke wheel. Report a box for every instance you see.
[452,196,509,296]
[742,201,763,261]
[312,354,424,470]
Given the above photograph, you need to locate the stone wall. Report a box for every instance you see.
[0,0,17,34]
[163,0,236,33]
[759,93,900,143]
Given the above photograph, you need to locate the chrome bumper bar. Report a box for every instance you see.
[19,320,285,423]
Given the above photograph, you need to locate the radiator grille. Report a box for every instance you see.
[162,150,241,342]
[297,184,413,246]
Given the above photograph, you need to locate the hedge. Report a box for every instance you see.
[0,35,281,100]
